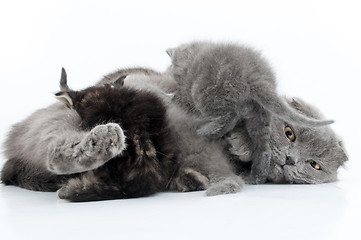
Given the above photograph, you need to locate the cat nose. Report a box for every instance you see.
[285,156,295,165]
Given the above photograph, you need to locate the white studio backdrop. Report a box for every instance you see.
[0,1,360,240]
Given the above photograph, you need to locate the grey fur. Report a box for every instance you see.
[117,68,245,196]
[2,66,242,197]
[1,49,347,197]
[224,97,348,184]
[4,102,126,177]
[1,68,154,192]
[4,70,126,176]
[121,65,348,191]
[4,103,99,175]
[167,41,334,184]
[60,68,70,92]
[166,102,245,196]
[260,98,347,184]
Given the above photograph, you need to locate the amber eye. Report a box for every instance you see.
[284,126,296,142]
[306,160,321,170]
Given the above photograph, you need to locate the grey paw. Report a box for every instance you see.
[225,131,253,162]
[206,176,244,196]
[175,168,209,192]
[246,151,271,184]
[75,123,126,163]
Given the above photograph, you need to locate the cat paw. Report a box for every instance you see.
[243,175,266,184]
[75,123,126,163]
[57,179,81,201]
[206,176,244,196]
[245,151,271,184]
[175,168,209,192]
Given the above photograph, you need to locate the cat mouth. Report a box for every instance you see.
[274,163,284,174]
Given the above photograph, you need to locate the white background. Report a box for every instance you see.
[0,0,360,239]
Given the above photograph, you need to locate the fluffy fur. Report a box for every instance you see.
[117,70,244,195]
[166,41,334,184]
[54,70,177,201]
[225,97,348,184]
[113,64,347,194]
[1,44,348,198]
[1,68,178,201]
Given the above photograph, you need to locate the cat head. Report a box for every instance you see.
[55,68,127,126]
[266,98,348,184]
[166,41,211,78]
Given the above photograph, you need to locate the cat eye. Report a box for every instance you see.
[284,126,296,142]
[306,160,321,170]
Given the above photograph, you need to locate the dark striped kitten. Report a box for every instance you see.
[53,69,178,201]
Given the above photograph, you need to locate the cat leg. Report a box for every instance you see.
[206,175,245,196]
[173,167,210,192]
[173,167,244,196]
[57,171,127,202]
[196,112,239,138]
[243,105,272,184]
[173,141,244,196]
[48,123,126,174]
[189,75,242,138]
[205,151,245,196]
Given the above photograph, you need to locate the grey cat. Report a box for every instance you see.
[1,68,159,192]
[225,97,348,184]
[122,71,245,195]
[110,65,348,194]
[123,65,348,194]
[166,41,335,184]
[1,49,348,197]
[1,66,241,197]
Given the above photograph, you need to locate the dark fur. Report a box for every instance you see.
[1,157,73,191]
[1,67,165,193]
[55,85,178,201]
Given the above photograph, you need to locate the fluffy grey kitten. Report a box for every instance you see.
[122,71,244,195]
[1,68,158,192]
[166,41,334,184]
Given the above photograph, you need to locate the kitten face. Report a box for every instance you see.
[267,99,348,184]
[56,85,125,128]
[167,42,209,78]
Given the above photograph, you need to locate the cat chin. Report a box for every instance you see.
[267,163,287,183]
[283,166,318,184]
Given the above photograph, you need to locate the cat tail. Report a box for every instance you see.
[251,83,334,127]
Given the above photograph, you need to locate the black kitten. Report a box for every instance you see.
[55,69,178,202]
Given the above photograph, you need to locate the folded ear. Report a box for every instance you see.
[55,91,74,109]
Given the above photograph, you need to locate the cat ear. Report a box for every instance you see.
[60,68,70,91]
[338,140,349,163]
[55,91,74,109]
[166,48,175,58]
[113,75,127,87]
